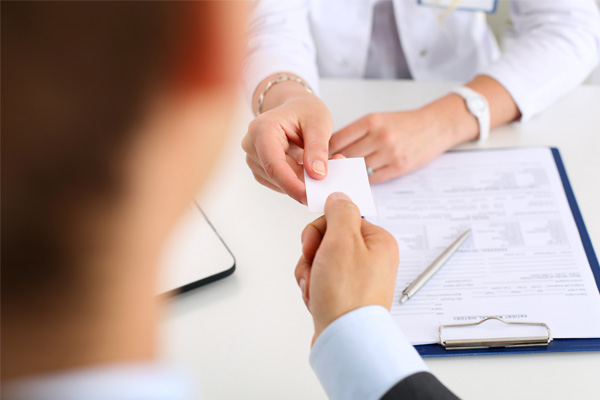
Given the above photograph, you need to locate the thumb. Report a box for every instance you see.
[302,120,331,180]
[323,192,363,244]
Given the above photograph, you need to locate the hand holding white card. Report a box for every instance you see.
[304,158,377,216]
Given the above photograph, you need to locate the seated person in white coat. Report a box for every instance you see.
[3,2,457,400]
[242,0,600,204]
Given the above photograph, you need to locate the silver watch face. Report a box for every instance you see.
[468,97,486,114]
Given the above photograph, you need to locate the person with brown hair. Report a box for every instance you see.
[2,0,246,395]
[2,2,457,399]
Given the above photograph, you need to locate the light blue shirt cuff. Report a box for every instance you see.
[310,305,428,400]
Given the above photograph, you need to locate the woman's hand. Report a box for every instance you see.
[328,76,521,185]
[294,192,399,343]
[242,80,333,204]
[329,108,473,184]
[329,96,481,184]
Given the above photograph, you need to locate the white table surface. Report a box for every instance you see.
[162,79,600,399]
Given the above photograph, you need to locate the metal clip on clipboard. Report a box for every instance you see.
[439,317,553,350]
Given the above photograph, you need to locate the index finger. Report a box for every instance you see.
[301,216,326,262]
[329,117,370,156]
[255,130,306,204]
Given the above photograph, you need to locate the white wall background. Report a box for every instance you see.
[486,0,600,85]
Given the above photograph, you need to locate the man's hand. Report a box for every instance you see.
[294,192,399,343]
[242,82,333,204]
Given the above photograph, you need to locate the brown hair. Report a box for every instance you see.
[1,1,218,304]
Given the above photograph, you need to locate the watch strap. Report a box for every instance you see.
[451,86,490,143]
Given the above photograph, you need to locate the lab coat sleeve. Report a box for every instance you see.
[480,0,600,122]
[243,0,320,103]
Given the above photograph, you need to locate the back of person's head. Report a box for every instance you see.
[2,1,245,381]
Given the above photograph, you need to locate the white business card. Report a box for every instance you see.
[304,157,377,216]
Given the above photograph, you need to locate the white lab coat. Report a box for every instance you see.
[244,0,600,121]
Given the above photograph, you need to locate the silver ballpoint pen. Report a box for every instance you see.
[400,229,472,304]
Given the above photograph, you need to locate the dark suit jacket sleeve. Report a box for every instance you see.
[381,372,460,400]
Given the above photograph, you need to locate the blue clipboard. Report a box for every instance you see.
[416,147,600,357]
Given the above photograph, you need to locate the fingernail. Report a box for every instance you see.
[329,192,351,201]
[299,278,306,298]
[301,197,307,206]
[312,160,326,176]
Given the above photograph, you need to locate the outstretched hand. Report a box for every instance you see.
[242,91,333,204]
[294,192,399,343]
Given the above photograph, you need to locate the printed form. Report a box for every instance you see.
[367,147,600,344]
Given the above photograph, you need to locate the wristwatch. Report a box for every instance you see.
[451,86,490,143]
